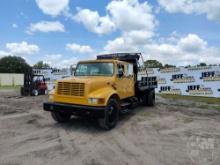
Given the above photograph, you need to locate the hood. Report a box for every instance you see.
[58,76,114,93]
[60,76,113,83]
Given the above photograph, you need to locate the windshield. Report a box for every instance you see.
[75,62,114,76]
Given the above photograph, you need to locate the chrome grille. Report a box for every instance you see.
[57,82,85,96]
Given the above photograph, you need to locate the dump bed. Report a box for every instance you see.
[137,76,157,91]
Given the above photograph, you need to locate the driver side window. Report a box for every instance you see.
[126,64,133,77]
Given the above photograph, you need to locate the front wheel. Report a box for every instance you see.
[51,112,71,123]
[98,98,119,130]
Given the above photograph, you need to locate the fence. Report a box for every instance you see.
[0,74,24,86]
[144,66,220,98]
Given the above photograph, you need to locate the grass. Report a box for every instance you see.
[0,85,21,91]
[159,94,220,104]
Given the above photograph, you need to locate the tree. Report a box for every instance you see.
[33,61,50,69]
[0,56,31,73]
[164,64,176,68]
[144,60,163,68]
[198,62,207,66]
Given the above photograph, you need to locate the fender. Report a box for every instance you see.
[88,87,119,105]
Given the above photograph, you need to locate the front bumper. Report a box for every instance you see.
[43,102,105,117]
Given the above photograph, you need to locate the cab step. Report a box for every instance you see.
[119,97,140,114]
[121,102,131,108]
[120,102,131,114]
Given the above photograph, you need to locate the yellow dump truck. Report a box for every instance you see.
[43,53,157,130]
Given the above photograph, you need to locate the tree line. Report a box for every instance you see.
[0,56,51,73]
[0,55,217,73]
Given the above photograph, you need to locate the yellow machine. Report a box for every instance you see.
[44,53,157,130]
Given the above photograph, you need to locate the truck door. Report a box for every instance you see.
[116,63,134,99]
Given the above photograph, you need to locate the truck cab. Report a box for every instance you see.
[44,53,157,130]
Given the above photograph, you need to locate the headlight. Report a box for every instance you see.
[88,98,98,104]
[88,98,105,104]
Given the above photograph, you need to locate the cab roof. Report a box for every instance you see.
[78,59,129,64]
[97,53,140,61]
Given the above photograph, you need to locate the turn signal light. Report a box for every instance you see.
[98,98,105,104]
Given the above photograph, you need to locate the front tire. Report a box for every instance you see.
[51,112,71,123]
[98,98,119,130]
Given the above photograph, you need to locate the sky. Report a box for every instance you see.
[0,0,220,68]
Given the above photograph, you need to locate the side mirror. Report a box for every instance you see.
[74,69,79,76]
[117,70,124,78]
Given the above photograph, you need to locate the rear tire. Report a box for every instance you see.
[51,112,71,123]
[98,98,119,130]
[143,90,155,106]
[147,90,155,106]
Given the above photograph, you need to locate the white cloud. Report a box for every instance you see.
[12,24,18,28]
[27,21,65,34]
[102,0,157,52]
[5,41,39,56]
[43,54,77,68]
[66,43,94,54]
[35,0,69,16]
[143,34,220,66]
[178,34,207,52]
[73,0,157,54]
[73,9,115,35]
[104,33,220,66]
[104,37,138,53]
[158,0,220,22]
[107,0,157,33]
[106,0,157,48]
[104,30,154,53]
[74,0,157,37]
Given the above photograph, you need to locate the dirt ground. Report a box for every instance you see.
[0,90,220,165]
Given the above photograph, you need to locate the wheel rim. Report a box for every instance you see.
[34,90,38,96]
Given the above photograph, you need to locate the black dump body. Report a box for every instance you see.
[97,53,157,93]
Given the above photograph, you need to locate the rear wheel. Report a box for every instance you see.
[98,98,119,130]
[147,90,155,106]
[51,112,71,123]
[143,90,155,106]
